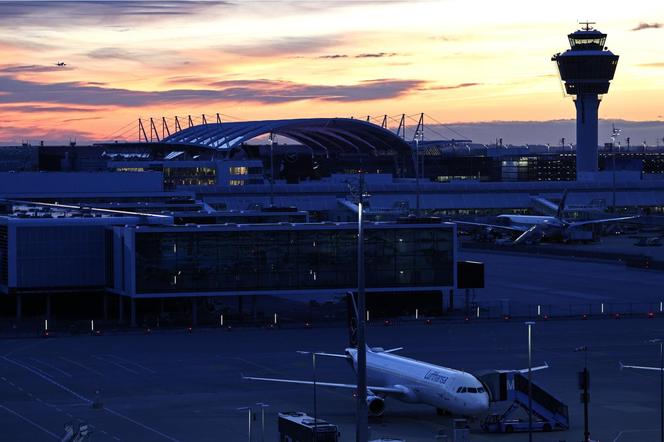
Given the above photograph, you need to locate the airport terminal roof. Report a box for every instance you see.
[162,118,412,155]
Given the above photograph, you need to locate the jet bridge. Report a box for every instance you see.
[477,371,569,433]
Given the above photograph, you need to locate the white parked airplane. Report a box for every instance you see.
[454,190,638,244]
[243,346,548,417]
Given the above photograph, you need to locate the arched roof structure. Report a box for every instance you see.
[162,118,411,156]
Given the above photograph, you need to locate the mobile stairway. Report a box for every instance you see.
[477,370,569,433]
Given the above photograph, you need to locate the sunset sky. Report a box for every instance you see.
[0,0,663,144]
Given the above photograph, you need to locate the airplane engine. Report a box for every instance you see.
[367,395,386,416]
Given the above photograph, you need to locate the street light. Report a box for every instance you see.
[525,321,535,442]
[236,406,252,442]
[651,338,664,442]
[574,345,590,442]
[297,351,319,441]
[255,402,269,442]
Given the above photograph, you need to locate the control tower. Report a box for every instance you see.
[552,23,619,180]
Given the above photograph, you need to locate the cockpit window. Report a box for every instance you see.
[457,386,485,393]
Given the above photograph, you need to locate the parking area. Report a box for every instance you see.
[2,251,664,441]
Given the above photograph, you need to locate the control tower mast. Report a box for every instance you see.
[552,22,619,180]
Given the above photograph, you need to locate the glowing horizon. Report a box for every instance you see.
[0,0,663,144]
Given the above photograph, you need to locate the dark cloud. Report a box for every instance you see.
[0,75,426,106]
[86,47,140,60]
[220,36,340,57]
[318,54,349,59]
[632,22,662,31]
[0,64,73,73]
[423,82,481,91]
[355,52,398,58]
[0,104,97,113]
[0,1,232,25]
[61,116,103,123]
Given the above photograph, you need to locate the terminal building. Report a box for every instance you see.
[1,25,662,326]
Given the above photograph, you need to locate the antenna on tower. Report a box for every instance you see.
[578,20,596,31]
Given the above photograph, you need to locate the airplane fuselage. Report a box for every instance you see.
[348,348,489,416]
[496,214,563,230]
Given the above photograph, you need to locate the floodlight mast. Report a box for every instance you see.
[355,169,369,442]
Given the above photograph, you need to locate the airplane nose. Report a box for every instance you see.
[473,394,490,415]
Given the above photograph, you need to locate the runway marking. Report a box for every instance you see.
[2,356,181,442]
[0,405,59,439]
[30,357,73,378]
[3,339,47,357]
[58,356,105,376]
[104,408,181,442]
[613,428,658,441]
[104,354,156,374]
[93,355,139,374]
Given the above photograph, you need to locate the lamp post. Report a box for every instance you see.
[268,132,275,207]
[356,170,368,442]
[297,351,318,441]
[237,407,252,442]
[414,134,420,215]
[651,338,664,442]
[255,402,269,442]
[525,321,535,442]
[575,345,590,442]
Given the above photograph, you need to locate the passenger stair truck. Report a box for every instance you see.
[477,371,569,433]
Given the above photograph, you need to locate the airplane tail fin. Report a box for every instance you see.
[556,189,569,219]
[346,292,358,348]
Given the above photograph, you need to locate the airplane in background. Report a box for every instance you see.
[243,345,548,417]
[55,62,66,67]
[454,190,639,244]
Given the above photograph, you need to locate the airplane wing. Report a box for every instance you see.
[620,361,663,372]
[513,225,545,245]
[314,352,350,360]
[451,220,525,233]
[242,375,404,394]
[569,216,639,228]
[496,362,549,374]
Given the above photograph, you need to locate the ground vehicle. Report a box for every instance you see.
[278,412,340,442]
[482,414,554,433]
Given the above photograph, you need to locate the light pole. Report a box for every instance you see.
[356,170,368,442]
[525,321,535,442]
[297,351,318,441]
[651,338,664,442]
[414,134,420,215]
[268,132,275,207]
[237,406,252,442]
[255,402,269,442]
[575,345,590,442]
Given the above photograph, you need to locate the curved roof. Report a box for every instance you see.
[162,118,411,155]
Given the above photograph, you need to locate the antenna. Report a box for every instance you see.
[578,20,596,31]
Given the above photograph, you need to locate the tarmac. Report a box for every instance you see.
[1,250,664,441]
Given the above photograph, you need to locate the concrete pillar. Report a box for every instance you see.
[575,94,600,178]
[102,293,108,321]
[45,294,51,320]
[448,289,454,313]
[15,294,21,321]
[191,297,198,326]
[118,295,124,325]
[130,298,136,327]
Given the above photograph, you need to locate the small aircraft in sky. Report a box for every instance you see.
[55,62,66,67]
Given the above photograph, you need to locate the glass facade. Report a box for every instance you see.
[134,224,454,294]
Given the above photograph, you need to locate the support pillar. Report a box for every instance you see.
[118,295,124,325]
[130,298,136,327]
[102,293,108,321]
[191,297,198,326]
[16,294,21,322]
[45,294,51,320]
[448,289,454,313]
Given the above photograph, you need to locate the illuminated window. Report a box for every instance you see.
[229,180,245,186]
[230,166,248,175]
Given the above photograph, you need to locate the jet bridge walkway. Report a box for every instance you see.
[477,371,569,433]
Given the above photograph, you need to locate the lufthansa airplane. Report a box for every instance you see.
[243,346,547,417]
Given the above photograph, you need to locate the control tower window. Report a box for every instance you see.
[569,36,606,50]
